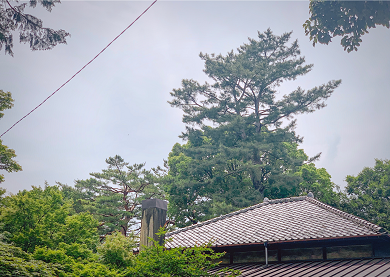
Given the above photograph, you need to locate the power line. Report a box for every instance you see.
[0,0,158,138]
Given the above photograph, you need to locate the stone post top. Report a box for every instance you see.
[142,198,168,210]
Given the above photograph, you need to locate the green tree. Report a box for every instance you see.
[123,229,240,277]
[0,0,69,56]
[304,0,390,52]
[32,243,120,277]
[97,231,136,269]
[0,185,99,252]
[0,240,61,277]
[295,163,342,207]
[167,29,341,226]
[73,155,164,237]
[343,159,390,231]
[0,90,22,182]
[165,142,264,227]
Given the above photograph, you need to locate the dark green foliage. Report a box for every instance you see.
[343,159,390,231]
[167,29,341,227]
[72,155,164,236]
[304,0,390,52]
[0,90,22,182]
[0,0,69,56]
[165,142,264,226]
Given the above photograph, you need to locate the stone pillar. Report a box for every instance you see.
[140,198,167,249]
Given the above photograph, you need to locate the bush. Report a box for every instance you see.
[97,231,136,269]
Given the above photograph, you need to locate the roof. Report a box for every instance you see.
[166,196,386,248]
[208,258,390,277]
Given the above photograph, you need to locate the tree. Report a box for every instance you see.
[0,90,22,182]
[343,159,390,231]
[0,185,99,252]
[294,163,342,207]
[167,29,341,226]
[0,0,69,56]
[72,155,164,237]
[165,142,264,227]
[304,0,390,52]
[97,231,136,269]
[0,240,61,277]
[123,229,240,277]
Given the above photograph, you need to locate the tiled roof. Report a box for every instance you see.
[208,258,390,276]
[166,196,386,248]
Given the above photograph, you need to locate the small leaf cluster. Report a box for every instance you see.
[304,0,390,52]
[0,90,22,182]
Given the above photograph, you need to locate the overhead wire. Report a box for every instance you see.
[0,0,158,138]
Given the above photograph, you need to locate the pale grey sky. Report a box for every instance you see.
[1,1,390,194]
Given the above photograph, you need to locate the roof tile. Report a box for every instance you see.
[166,196,385,248]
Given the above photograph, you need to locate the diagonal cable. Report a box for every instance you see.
[0,0,158,138]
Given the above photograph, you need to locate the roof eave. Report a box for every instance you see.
[209,233,390,250]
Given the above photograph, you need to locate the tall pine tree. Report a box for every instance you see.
[167,29,341,227]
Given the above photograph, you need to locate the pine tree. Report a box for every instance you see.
[72,155,164,236]
[0,0,69,56]
[167,29,341,226]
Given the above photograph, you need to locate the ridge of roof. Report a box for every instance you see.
[166,196,386,238]
[166,196,307,237]
[306,197,385,234]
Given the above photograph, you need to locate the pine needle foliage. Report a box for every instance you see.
[0,0,69,56]
[73,155,164,236]
[167,29,341,226]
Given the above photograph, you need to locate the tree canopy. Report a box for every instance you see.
[0,90,22,183]
[69,155,164,236]
[294,163,342,207]
[166,29,341,227]
[343,159,390,231]
[123,229,239,277]
[304,0,390,52]
[0,184,237,276]
[0,185,99,252]
[0,0,69,56]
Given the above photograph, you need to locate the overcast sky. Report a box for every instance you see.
[1,1,390,194]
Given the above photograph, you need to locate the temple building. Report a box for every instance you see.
[163,194,390,276]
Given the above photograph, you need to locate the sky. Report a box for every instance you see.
[1,1,390,194]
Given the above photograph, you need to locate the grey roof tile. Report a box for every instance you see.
[165,196,386,248]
